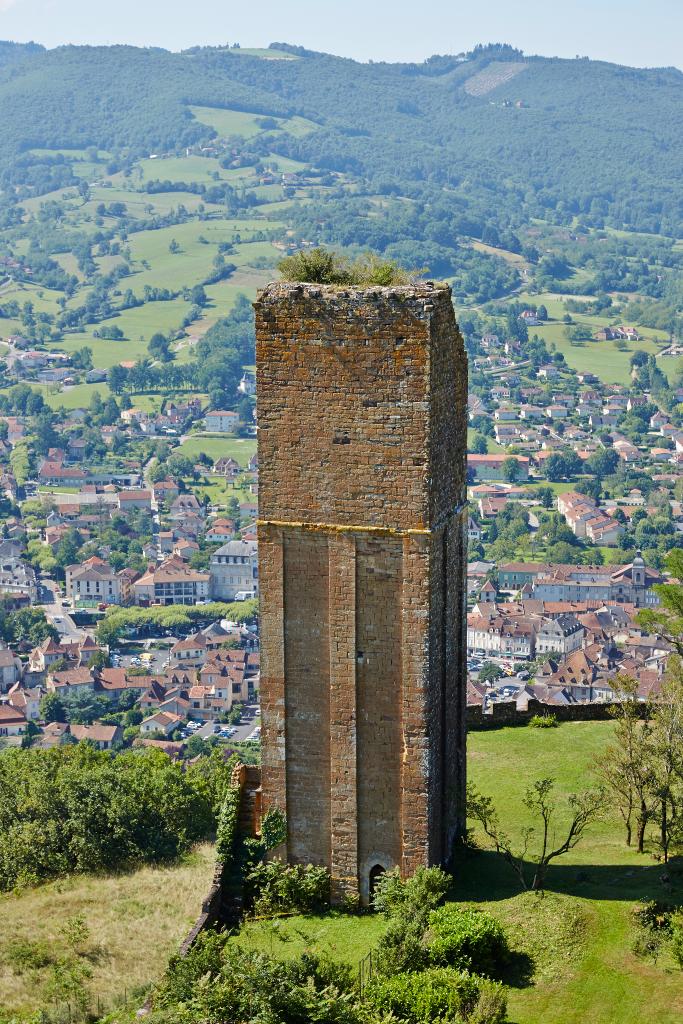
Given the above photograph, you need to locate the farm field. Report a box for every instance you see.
[88,186,206,217]
[536,326,668,385]
[178,433,257,466]
[0,843,215,1016]
[189,106,277,139]
[513,290,673,383]
[233,723,683,1024]
[38,381,112,409]
[49,299,192,368]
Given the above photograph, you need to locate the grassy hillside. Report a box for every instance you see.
[465,723,683,1024]
[232,722,683,1024]
[0,843,215,1017]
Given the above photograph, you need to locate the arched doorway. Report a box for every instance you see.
[368,864,386,903]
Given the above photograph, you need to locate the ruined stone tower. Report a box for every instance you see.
[255,281,468,903]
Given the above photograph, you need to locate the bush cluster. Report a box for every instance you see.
[368,967,506,1024]
[631,899,683,967]
[0,745,232,890]
[154,940,367,1024]
[146,864,511,1023]
[247,860,331,915]
[367,867,509,1020]
[278,247,417,286]
[529,714,559,729]
[427,905,510,979]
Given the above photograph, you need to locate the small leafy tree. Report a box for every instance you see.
[502,456,521,483]
[649,662,683,863]
[478,661,503,684]
[595,675,655,851]
[40,691,66,724]
[638,549,683,655]
[468,778,603,891]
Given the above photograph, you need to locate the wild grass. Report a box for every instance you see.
[0,843,215,1015]
[461,724,683,1023]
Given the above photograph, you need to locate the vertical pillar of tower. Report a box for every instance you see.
[328,532,359,902]
[400,532,431,878]
[443,509,468,856]
[258,522,288,858]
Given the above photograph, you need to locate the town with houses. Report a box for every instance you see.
[0,298,681,752]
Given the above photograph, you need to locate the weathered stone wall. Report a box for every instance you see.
[179,762,261,955]
[255,282,468,903]
[467,699,631,729]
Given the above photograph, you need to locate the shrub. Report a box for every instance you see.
[367,967,506,1024]
[372,866,451,976]
[373,866,450,921]
[278,246,415,286]
[247,860,331,915]
[157,943,365,1023]
[426,905,510,979]
[630,900,676,963]
[529,714,558,728]
[373,915,431,976]
[215,785,240,867]
[468,978,509,1024]
[4,937,54,973]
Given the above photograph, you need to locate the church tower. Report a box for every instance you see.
[255,281,468,903]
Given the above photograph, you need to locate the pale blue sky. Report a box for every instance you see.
[0,0,680,69]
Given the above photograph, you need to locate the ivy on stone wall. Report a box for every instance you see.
[215,786,241,869]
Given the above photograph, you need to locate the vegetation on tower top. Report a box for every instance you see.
[277,247,419,286]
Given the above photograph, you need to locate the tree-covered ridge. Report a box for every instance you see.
[0,42,682,233]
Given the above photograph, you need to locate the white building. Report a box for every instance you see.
[204,410,239,433]
[210,540,258,601]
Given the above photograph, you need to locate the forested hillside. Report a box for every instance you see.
[0,37,681,415]
[1,41,682,235]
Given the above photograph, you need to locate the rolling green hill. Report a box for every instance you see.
[0,39,681,400]
[0,41,682,235]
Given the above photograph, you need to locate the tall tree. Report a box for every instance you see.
[595,675,656,852]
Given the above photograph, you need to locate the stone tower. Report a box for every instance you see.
[255,281,468,903]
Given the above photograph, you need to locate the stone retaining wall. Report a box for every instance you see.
[467,698,623,729]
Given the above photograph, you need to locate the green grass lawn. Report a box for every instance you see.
[513,290,673,385]
[178,434,256,465]
[87,186,206,218]
[138,154,226,185]
[123,224,280,294]
[235,911,385,965]
[537,327,665,385]
[192,476,255,508]
[233,723,683,1024]
[48,299,191,369]
[37,381,112,410]
[464,723,683,1024]
[467,428,505,454]
[0,280,64,315]
[190,106,269,139]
